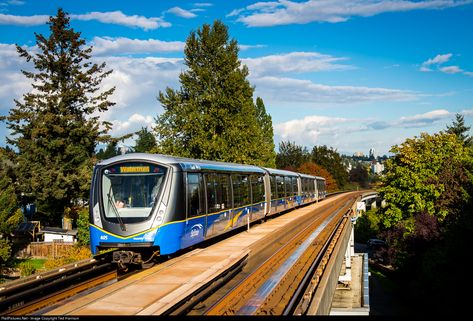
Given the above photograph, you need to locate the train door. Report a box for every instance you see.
[270,175,278,214]
[231,174,250,229]
[250,174,265,221]
[204,173,231,238]
[182,173,207,248]
[284,176,292,209]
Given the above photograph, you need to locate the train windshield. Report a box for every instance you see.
[101,162,167,223]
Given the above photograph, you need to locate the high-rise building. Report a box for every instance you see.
[369,148,376,159]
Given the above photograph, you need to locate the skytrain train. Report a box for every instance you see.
[88,153,326,267]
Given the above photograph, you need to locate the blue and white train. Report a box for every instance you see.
[88,153,326,267]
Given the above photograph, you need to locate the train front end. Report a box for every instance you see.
[89,155,176,267]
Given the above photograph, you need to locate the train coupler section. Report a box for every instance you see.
[112,250,142,269]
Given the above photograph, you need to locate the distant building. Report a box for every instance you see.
[371,160,384,175]
[353,151,364,157]
[369,148,376,159]
[39,227,78,243]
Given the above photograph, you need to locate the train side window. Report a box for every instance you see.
[250,175,265,203]
[270,175,277,200]
[217,174,230,210]
[232,175,249,208]
[276,176,284,198]
[187,173,204,218]
[284,176,292,197]
[292,177,298,196]
[205,173,217,213]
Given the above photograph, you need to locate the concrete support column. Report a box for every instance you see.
[338,224,354,283]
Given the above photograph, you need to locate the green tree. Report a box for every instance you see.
[96,141,119,160]
[446,113,472,146]
[153,20,274,166]
[311,145,349,189]
[276,141,310,171]
[349,163,369,188]
[1,9,115,224]
[134,127,157,153]
[255,97,276,168]
[379,132,472,231]
[0,150,23,268]
[76,207,90,246]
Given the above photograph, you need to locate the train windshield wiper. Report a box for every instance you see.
[107,190,126,231]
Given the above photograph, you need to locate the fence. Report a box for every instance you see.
[22,241,75,259]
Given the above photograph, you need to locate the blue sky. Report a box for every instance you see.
[1,0,472,156]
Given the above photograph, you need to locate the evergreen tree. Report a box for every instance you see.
[446,113,472,146]
[96,141,119,160]
[1,9,115,225]
[255,97,276,168]
[276,141,310,170]
[134,127,157,153]
[154,20,274,166]
[0,150,23,267]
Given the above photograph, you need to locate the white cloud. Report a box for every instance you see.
[71,11,171,30]
[91,37,185,56]
[422,53,452,66]
[251,76,419,104]
[273,108,467,154]
[232,0,472,27]
[242,52,353,77]
[0,13,48,25]
[420,53,473,76]
[107,113,155,138]
[194,3,213,7]
[239,44,266,51]
[274,115,350,143]
[397,109,451,127]
[439,65,463,74]
[0,11,171,29]
[166,7,197,18]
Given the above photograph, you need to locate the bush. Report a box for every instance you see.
[44,245,92,270]
[18,261,36,277]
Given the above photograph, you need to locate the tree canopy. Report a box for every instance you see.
[276,140,310,171]
[311,145,349,189]
[446,113,472,146]
[134,127,157,153]
[1,9,115,224]
[379,132,472,230]
[153,20,275,166]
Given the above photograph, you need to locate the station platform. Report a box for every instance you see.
[45,195,348,316]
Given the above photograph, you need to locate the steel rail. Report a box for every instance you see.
[283,211,349,315]
[203,197,354,315]
[0,252,116,315]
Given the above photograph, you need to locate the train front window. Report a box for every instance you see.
[101,162,167,223]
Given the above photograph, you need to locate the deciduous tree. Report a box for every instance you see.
[379,132,472,230]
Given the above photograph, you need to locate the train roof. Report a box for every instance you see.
[261,167,299,177]
[298,173,316,179]
[96,153,267,174]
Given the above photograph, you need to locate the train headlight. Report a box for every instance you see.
[93,204,103,228]
[152,202,167,228]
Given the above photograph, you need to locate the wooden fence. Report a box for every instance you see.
[21,241,75,259]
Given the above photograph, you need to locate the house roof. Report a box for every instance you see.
[15,221,40,233]
[39,227,78,236]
